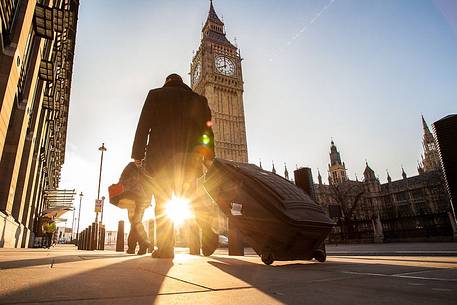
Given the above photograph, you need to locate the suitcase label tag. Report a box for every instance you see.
[230,202,243,216]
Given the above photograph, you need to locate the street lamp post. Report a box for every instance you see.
[96,143,107,223]
[100,196,106,224]
[71,201,76,241]
[76,192,83,241]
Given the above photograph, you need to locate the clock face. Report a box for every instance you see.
[193,62,201,83]
[215,56,235,76]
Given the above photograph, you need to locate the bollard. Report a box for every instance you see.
[80,229,84,250]
[89,224,94,250]
[116,221,125,252]
[86,226,91,250]
[228,218,244,256]
[80,229,85,250]
[77,231,81,250]
[84,228,89,250]
[82,229,86,250]
[86,228,90,250]
[91,222,98,251]
[97,225,101,250]
[98,224,105,250]
[148,219,155,253]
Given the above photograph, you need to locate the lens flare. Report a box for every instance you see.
[165,195,192,226]
[202,134,210,145]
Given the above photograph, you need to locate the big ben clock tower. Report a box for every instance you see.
[191,1,248,162]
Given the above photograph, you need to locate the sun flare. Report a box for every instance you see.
[165,195,192,226]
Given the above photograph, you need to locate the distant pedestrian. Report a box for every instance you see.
[42,219,56,248]
[132,73,214,258]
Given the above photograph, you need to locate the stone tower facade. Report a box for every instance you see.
[190,1,248,162]
[328,140,348,184]
[420,115,440,172]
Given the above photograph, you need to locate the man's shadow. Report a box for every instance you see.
[1,256,173,305]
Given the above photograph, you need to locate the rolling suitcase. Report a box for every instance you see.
[203,159,334,265]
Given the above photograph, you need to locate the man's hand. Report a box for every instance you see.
[134,159,143,168]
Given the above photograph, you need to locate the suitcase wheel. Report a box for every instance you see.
[313,249,326,262]
[261,250,274,265]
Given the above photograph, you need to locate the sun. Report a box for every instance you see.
[165,195,193,226]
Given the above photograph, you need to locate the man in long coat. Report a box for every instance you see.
[132,74,215,258]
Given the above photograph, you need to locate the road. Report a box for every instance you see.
[0,245,456,305]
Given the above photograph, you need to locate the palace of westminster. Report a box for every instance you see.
[0,1,455,247]
[190,1,456,242]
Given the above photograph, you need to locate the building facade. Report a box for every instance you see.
[0,0,79,248]
[190,1,248,163]
[433,114,457,222]
[418,115,441,173]
[312,117,456,242]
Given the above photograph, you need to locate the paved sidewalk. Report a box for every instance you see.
[1,244,456,305]
[212,241,457,257]
[325,242,457,256]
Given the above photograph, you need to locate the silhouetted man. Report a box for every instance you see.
[132,74,214,258]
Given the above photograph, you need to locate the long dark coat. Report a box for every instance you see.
[131,80,215,179]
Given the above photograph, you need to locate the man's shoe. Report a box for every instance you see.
[126,248,136,254]
[151,249,161,258]
[151,249,174,259]
[137,246,148,255]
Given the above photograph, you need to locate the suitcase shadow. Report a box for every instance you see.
[207,256,332,303]
[210,256,322,268]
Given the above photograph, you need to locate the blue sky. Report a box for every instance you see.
[61,0,457,230]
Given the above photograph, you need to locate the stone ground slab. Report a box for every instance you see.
[0,245,456,305]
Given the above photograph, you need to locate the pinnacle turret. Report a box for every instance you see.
[402,166,407,179]
[363,161,376,181]
[420,115,440,172]
[328,139,348,184]
[208,0,223,25]
[422,114,431,134]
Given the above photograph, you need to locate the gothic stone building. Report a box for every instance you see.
[313,116,455,242]
[188,1,249,236]
[190,1,248,163]
[0,0,79,248]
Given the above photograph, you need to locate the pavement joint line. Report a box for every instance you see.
[331,256,457,265]
[303,275,357,284]
[159,285,254,295]
[0,287,256,305]
[340,271,457,282]
[393,269,447,276]
[138,267,253,292]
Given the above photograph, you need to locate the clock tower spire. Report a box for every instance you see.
[190,1,248,162]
